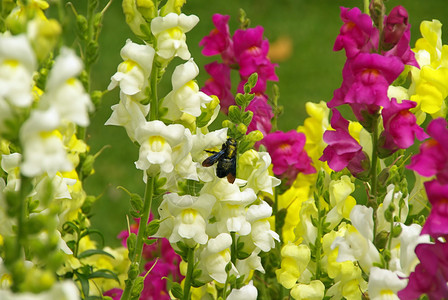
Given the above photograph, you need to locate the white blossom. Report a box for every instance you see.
[368,267,407,300]
[151,13,199,60]
[162,59,212,120]
[227,281,258,300]
[40,48,92,127]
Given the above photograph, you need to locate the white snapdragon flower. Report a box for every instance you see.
[0,280,79,300]
[108,39,155,96]
[105,92,149,141]
[227,280,258,300]
[396,223,430,275]
[134,120,194,178]
[237,150,280,195]
[151,13,199,60]
[20,108,72,177]
[162,59,212,120]
[246,201,279,252]
[198,233,237,284]
[1,153,22,192]
[0,33,36,108]
[368,267,407,300]
[332,205,381,273]
[235,250,264,281]
[40,48,93,127]
[154,193,215,247]
[203,180,257,235]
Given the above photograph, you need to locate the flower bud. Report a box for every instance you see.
[160,0,186,16]
[136,0,156,20]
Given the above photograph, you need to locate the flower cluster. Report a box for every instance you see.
[200,13,278,115]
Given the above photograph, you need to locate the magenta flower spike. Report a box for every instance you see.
[407,118,448,184]
[320,109,365,173]
[333,6,379,58]
[379,98,428,155]
[262,130,315,184]
[199,14,235,64]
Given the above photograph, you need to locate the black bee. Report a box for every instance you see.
[202,138,237,183]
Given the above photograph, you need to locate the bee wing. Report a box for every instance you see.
[202,151,225,167]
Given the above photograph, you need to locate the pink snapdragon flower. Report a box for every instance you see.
[262,130,315,184]
[382,6,419,67]
[245,94,273,137]
[407,118,448,184]
[320,109,369,177]
[420,180,448,238]
[103,288,123,300]
[398,240,448,299]
[328,53,404,113]
[233,26,278,93]
[201,62,234,113]
[199,14,234,64]
[333,6,379,58]
[379,98,428,156]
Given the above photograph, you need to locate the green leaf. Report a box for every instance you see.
[171,282,183,299]
[78,249,115,260]
[237,251,250,260]
[89,269,119,282]
[75,272,90,298]
[146,220,161,236]
[228,105,242,123]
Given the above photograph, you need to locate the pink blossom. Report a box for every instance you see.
[421,180,448,238]
[379,99,427,156]
[199,14,234,64]
[333,6,379,58]
[320,109,368,176]
[245,94,273,137]
[382,6,419,67]
[328,53,404,112]
[233,26,278,93]
[398,241,448,299]
[262,130,315,184]
[201,62,234,113]
[407,118,448,184]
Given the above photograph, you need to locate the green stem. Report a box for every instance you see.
[314,193,322,279]
[369,114,380,240]
[120,176,155,300]
[149,59,159,121]
[182,247,195,300]
[230,231,237,265]
[363,0,370,14]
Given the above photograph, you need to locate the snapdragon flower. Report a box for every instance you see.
[407,118,448,183]
[227,280,258,300]
[155,193,215,247]
[245,95,274,138]
[325,175,356,229]
[151,13,199,61]
[379,98,427,156]
[201,62,233,113]
[134,120,195,179]
[262,130,315,184]
[275,243,311,289]
[20,108,72,177]
[199,14,234,63]
[162,59,212,121]
[40,47,92,127]
[368,267,407,300]
[108,39,155,97]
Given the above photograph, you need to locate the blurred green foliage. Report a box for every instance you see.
[83,0,448,246]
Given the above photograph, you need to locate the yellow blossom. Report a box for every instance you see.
[276,243,311,289]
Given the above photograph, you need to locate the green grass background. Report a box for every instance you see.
[83,0,448,247]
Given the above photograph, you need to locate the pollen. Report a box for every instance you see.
[181,208,197,224]
[148,135,166,151]
[186,80,198,91]
[168,27,183,39]
[3,59,19,68]
[66,78,77,85]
